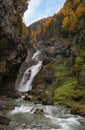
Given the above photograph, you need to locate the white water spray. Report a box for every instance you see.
[18,50,42,92]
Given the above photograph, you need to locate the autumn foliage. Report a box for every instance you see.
[27,0,85,43]
[61,0,85,34]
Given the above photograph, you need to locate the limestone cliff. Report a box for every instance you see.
[0,0,28,95]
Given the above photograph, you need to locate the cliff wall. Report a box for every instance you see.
[0,0,28,96]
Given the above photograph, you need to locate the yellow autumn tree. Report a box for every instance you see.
[64,1,72,9]
[73,0,80,8]
[76,3,85,18]
[62,16,70,32]
[69,11,78,33]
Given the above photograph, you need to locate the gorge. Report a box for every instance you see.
[0,0,85,129]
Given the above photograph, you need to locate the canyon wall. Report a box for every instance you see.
[0,0,28,96]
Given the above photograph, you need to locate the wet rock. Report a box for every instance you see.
[30,124,56,129]
[41,91,54,105]
[41,97,54,105]
[32,63,54,90]
[0,116,10,125]
[71,108,85,116]
[43,56,52,65]
[34,108,44,115]
[72,93,83,101]
[0,96,15,112]
[71,108,79,115]
[24,94,35,101]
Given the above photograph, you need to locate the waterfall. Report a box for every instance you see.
[17,50,42,92]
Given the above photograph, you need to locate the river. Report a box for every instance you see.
[7,97,85,130]
[6,50,85,130]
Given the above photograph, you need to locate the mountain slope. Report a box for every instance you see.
[27,0,85,43]
[27,0,85,115]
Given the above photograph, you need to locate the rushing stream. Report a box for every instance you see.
[7,98,85,130]
[7,50,85,130]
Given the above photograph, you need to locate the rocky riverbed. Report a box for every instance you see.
[0,96,85,130]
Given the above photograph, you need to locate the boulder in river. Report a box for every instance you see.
[34,108,44,115]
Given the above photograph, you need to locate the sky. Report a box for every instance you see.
[23,0,66,26]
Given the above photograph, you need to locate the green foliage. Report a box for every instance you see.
[54,79,77,101]
[73,49,85,85]
[17,13,23,37]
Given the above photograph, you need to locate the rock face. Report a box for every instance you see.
[0,0,28,96]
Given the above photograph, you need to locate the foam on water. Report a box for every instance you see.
[9,102,85,130]
[10,105,32,114]
[32,50,41,61]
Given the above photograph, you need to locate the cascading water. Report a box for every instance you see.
[8,99,85,130]
[8,51,85,130]
[17,50,42,92]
